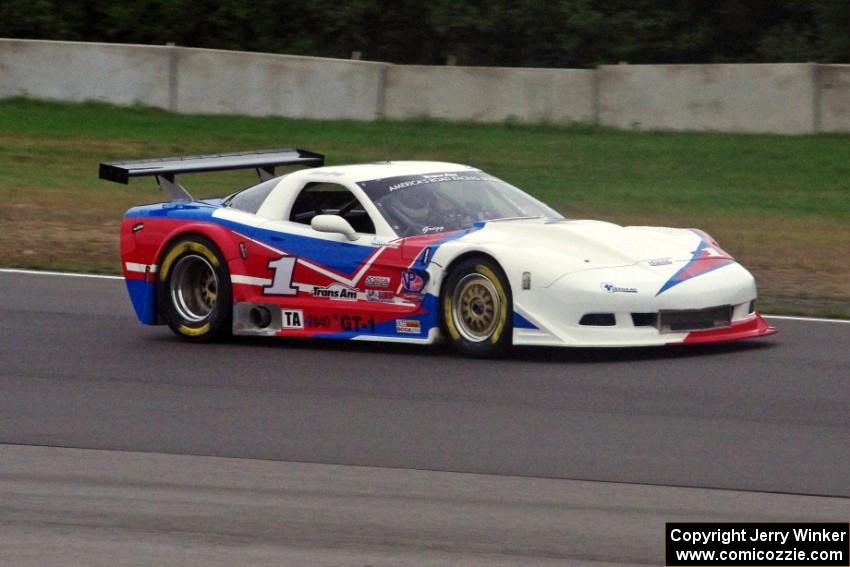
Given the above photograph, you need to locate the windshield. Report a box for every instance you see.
[358,171,563,237]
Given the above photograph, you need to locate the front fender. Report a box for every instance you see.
[431,239,586,296]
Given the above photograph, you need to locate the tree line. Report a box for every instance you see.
[2,0,848,68]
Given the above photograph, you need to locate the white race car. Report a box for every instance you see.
[102,149,777,357]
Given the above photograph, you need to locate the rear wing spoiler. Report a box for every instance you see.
[98,148,324,201]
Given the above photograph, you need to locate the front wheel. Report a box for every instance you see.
[157,236,232,341]
[441,257,512,358]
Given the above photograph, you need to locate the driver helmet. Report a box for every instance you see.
[393,188,435,222]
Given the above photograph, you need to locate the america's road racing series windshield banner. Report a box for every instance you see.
[665,523,849,566]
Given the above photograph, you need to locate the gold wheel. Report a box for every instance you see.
[452,273,501,342]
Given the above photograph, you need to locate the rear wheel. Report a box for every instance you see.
[157,236,231,341]
[441,257,512,358]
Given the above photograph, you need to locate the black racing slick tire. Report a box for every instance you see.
[441,257,512,358]
[157,236,232,342]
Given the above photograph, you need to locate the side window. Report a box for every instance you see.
[226,177,279,214]
[289,182,376,234]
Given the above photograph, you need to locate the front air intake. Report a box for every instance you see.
[579,313,616,326]
[631,313,658,327]
[659,305,732,333]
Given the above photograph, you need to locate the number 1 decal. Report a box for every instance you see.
[264,256,298,295]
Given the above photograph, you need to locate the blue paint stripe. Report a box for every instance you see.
[125,278,157,324]
[656,239,734,296]
[127,204,378,277]
[513,312,538,329]
[225,219,376,277]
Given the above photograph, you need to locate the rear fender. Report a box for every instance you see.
[122,219,247,325]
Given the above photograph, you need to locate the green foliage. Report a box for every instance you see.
[1,0,847,66]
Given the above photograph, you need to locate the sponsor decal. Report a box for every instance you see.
[648,257,673,266]
[601,282,638,294]
[386,173,490,192]
[281,309,304,329]
[396,319,422,335]
[421,225,445,234]
[313,283,358,301]
[366,289,395,303]
[365,275,391,288]
[402,270,427,293]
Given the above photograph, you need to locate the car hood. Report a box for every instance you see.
[452,219,730,286]
[477,218,708,261]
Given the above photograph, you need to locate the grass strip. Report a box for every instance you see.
[1,98,847,317]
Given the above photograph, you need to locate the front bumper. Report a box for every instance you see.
[512,261,777,347]
[679,313,776,344]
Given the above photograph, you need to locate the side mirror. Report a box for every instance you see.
[311,214,358,241]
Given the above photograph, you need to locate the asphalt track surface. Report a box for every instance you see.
[3,445,847,567]
[2,270,848,499]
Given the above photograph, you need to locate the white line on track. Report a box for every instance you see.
[762,314,850,325]
[0,268,124,280]
[2,268,848,324]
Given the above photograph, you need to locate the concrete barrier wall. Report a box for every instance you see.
[598,64,818,134]
[1,39,848,133]
[818,65,850,133]
[0,39,172,108]
[174,47,387,120]
[384,65,595,124]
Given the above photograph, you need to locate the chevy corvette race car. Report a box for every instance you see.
[100,149,776,357]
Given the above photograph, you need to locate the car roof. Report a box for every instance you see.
[288,160,478,184]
